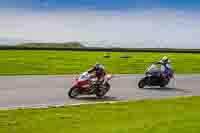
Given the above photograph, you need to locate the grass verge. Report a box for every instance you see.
[0,50,200,75]
[1,96,200,133]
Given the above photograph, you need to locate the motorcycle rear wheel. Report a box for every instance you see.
[160,80,169,88]
[96,83,110,98]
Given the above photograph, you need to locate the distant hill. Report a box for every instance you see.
[16,42,85,48]
[0,37,31,45]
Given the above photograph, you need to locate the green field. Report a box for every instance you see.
[1,96,200,133]
[0,50,200,75]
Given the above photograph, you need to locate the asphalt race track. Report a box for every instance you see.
[0,75,200,109]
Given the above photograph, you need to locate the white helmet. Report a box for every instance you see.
[161,56,169,63]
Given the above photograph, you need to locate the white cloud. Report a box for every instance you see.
[0,8,200,48]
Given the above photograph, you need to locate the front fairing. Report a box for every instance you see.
[145,72,152,77]
[72,78,79,87]
[72,79,90,90]
[145,71,160,77]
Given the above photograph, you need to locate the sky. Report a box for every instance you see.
[0,0,200,48]
[1,0,200,10]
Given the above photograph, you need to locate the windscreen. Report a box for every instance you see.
[147,64,160,73]
[79,72,90,80]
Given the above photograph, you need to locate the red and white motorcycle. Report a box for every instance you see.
[68,72,112,98]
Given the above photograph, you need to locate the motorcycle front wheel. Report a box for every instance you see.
[68,87,80,98]
[138,78,146,88]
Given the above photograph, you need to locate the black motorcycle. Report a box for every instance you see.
[138,64,174,88]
